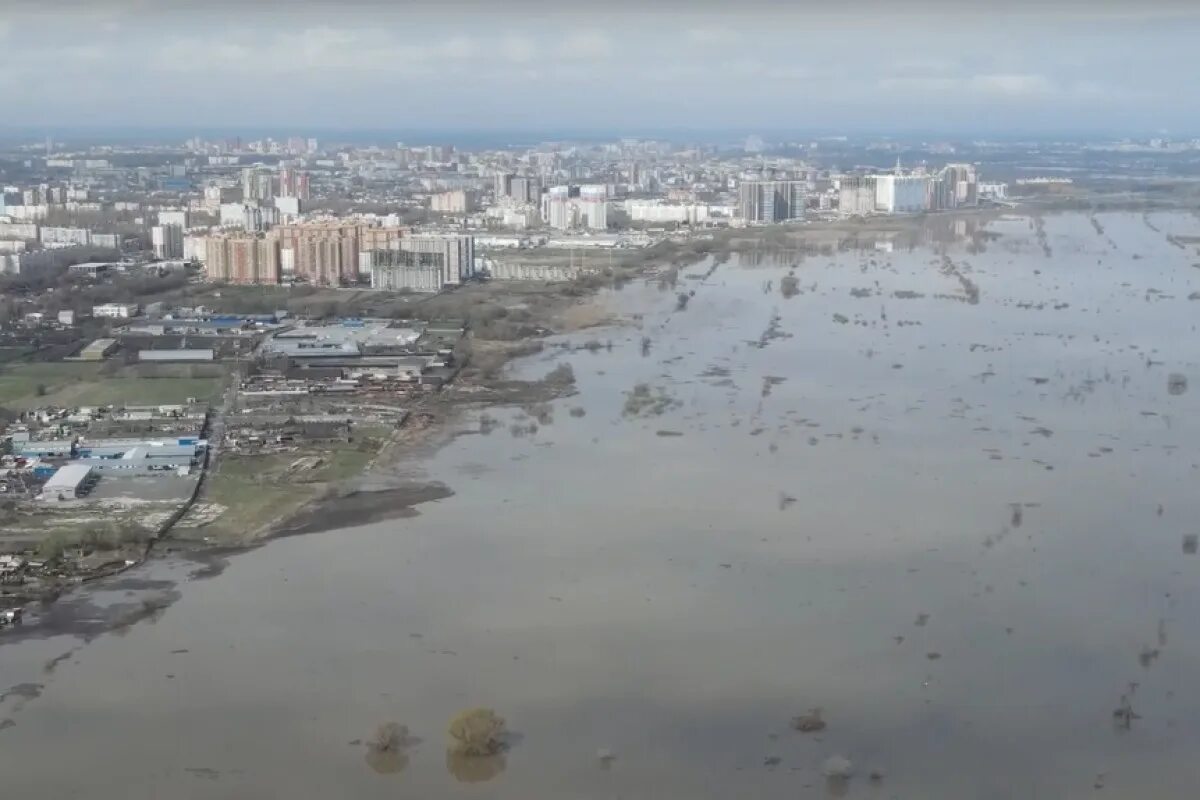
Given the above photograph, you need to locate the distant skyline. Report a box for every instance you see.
[4,1,1200,137]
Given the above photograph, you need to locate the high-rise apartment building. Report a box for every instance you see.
[937,163,978,209]
[874,175,931,214]
[358,225,406,252]
[241,167,275,202]
[495,174,541,204]
[273,222,404,286]
[243,204,279,232]
[369,234,476,292]
[152,224,184,259]
[205,232,281,285]
[274,222,357,286]
[738,180,807,223]
[430,190,477,214]
[278,168,311,200]
[204,184,242,211]
[157,209,189,229]
[494,173,513,198]
[542,185,608,230]
[837,177,877,216]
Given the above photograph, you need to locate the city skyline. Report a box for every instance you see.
[4,1,1200,136]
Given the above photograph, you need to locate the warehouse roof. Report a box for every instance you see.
[43,463,93,493]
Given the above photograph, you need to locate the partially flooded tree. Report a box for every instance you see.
[792,708,827,732]
[364,722,416,775]
[447,708,507,757]
[543,363,575,388]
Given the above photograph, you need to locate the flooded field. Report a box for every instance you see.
[4,211,1200,798]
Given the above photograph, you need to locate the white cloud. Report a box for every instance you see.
[500,35,536,64]
[880,73,1055,98]
[879,76,959,93]
[887,57,959,77]
[438,35,476,60]
[555,30,612,60]
[150,28,488,77]
[723,59,810,81]
[685,27,737,45]
[0,6,1193,130]
[969,73,1055,96]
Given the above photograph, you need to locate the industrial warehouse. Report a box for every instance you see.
[9,427,208,502]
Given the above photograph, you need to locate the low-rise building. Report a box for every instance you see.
[79,338,118,360]
[68,261,115,277]
[137,349,216,362]
[42,464,95,500]
[91,233,122,251]
[93,303,139,319]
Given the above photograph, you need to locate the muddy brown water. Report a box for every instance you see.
[4,211,1200,798]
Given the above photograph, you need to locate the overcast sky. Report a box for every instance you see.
[3,1,1200,137]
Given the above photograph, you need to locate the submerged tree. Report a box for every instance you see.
[447,708,507,757]
[364,722,417,775]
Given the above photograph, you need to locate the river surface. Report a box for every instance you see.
[3,211,1200,798]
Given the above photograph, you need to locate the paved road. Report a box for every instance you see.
[204,373,239,473]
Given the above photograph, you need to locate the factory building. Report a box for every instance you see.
[41,464,96,500]
[76,444,200,473]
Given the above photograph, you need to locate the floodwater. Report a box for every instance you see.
[4,211,1200,798]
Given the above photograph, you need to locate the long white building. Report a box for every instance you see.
[626,200,711,225]
[874,175,931,214]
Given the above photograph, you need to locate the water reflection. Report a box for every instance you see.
[734,215,991,267]
[446,752,506,783]
[365,748,409,775]
[3,211,1200,799]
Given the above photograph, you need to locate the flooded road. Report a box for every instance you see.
[4,211,1200,797]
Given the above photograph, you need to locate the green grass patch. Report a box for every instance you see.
[195,431,390,542]
[0,362,225,408]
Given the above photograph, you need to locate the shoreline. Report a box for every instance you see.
[152,192,1200,550]
[2,197,1181,640]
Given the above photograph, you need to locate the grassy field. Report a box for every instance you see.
[191,427,390,542]
[0,362,226,408]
